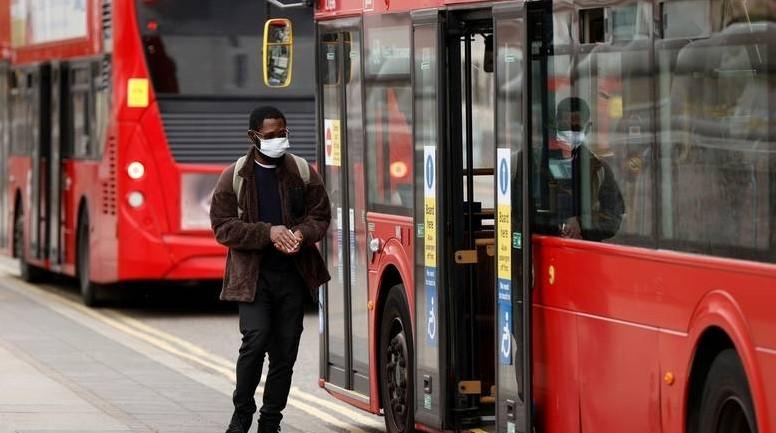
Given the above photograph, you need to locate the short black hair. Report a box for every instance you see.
[249,106,286,131]
[556,97,591,124]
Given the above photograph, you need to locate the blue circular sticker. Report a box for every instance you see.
[499,158,509,195]
[426,155,434,189]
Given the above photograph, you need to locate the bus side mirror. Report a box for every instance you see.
[263,18,294,88]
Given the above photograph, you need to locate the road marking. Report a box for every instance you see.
[103,308,385,429]
[0,268,384,432]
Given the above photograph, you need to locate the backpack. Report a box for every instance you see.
[232,153,310,218]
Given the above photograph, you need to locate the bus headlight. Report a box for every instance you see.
[127,191,145,208]
[127,161,146,179]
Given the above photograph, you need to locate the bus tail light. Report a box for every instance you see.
[127,191,145,208]
[127,161,146,179]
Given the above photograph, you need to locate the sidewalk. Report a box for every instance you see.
[0,342,138,433]
[0,274,233,433]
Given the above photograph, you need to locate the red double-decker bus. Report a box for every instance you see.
[0,0,316,305]
[300,0,776,431]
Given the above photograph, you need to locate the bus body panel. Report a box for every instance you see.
[533,235,775,433]
[366,212,414,412]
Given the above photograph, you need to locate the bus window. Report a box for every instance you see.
[364,14,413,213]
[657,0,776,261]
[70,65,93,159]
[10,70,32,156]
[135,0,309,96]
[574,1,654,245]
[532,5,628,241]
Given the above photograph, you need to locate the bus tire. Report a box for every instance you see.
[14,205,44,283]
[77,212,101,307]
[697,348,757,433]
[380,284,415,433]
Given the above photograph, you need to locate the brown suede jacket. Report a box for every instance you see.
[210,147,331,302]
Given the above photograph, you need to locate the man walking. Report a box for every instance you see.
[210,106,331,433]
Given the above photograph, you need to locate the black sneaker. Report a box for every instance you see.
[258,423,281,433]
[225,411,253,433]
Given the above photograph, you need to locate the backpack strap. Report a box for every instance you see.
[232,155,248,218]
[290,153,310,185]
[232,154,308,219]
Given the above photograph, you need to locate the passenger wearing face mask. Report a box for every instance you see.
[210,106,331,433]
[547,97,624,241]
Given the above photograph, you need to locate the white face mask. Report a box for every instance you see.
[256,137,290,159]
[557,130,586,150]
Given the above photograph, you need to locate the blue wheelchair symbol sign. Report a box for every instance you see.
[426,155,434,189]
[499,302,512,364]
[499,158,509,196]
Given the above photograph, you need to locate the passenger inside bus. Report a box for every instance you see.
[542,96,625,241]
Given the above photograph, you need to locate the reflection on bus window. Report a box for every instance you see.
[364,14,413,213]
[535,97,625,241]
[657,0,775,261]
[574,3,655,244]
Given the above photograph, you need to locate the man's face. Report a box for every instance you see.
[248,117,287,144]
[259,118,287,139]
[557,111,584,132]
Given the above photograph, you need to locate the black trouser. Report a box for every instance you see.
[233,267,307,428]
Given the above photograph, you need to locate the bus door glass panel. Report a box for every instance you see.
[0,64,9,249]
[319,20,367,394]
[657,0,775,262]
[320,29,348,388]
[493,6,526,432]
[70,65,94,159]
[30,65,51,260]
[364,14,413,213]
[48,63,66,265]
[344,30,370,395]
[412,17,444,427]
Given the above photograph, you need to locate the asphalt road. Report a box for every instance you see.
[0,257,385,433]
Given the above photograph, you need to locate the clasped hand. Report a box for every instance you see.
[270,225,303,254]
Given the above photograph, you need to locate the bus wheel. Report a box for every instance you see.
[380,284,415,433]
[14,206,43,282]
[77,213,100,307]
[697,349,757,433]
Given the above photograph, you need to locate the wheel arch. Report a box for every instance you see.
[685,290,767,433]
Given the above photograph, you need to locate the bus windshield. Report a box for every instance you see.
[135,0,267,96]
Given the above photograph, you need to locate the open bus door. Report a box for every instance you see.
[493,2,551,432]
[411,10,448,431]
[414,7,523,432]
